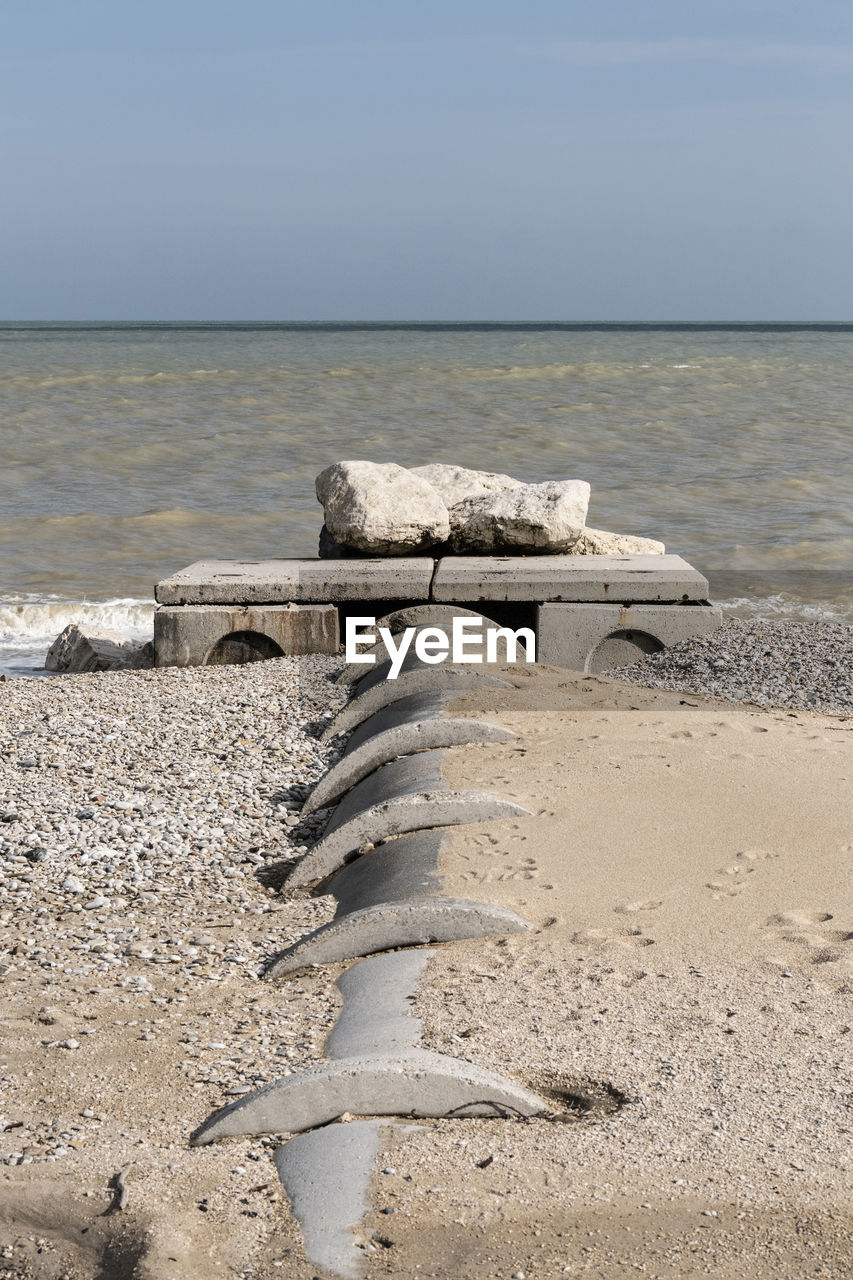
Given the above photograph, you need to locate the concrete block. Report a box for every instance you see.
[320,668,510,742]
[266,898,531,975]
[155,557,435,605]
[432,553,709,603]
[274,1120,387,1280]
[302,693,516,815]
[325,951,431,1059]
[189,1048,549,1144]
[537,602,724,673]
[286,751,530,889]
[153,603,339,667]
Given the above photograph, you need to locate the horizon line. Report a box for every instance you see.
[2,319,853,329]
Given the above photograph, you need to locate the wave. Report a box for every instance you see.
[718,594,853,624]
[0,597,155,653]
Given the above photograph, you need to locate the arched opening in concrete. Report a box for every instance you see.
[204,630,285,666]
[587,629,664,674]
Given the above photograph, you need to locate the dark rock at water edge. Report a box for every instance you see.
[44,624,154,674]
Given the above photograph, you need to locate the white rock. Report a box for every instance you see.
[570,527,666,555]
[316,461,450,555]
[450,479,591,553]
[409,464,521,511]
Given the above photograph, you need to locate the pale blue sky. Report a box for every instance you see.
[3,1,852,319]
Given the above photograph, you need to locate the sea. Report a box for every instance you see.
[2,322,852,677]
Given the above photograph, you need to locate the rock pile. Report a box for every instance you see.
[316,461,664,557]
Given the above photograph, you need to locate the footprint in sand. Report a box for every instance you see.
[764,910,853,969]
[465,855,540,884]
[705,848,774,900]
[571,926,655,951]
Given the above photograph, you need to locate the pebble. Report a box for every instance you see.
[609,619,853,715]
[0,656,346,996]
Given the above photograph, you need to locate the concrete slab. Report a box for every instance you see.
[266,897,532,975]
[302,701,516,815]
[320,668,511,742]
[153,603,339,667]
[286,751,530,889]
[325,951,431,1059]
[537,602,723,672]
[274,1120,387,1280]
[155,557,435,605]
[432,554,709,603]
[189,1048,549,1144]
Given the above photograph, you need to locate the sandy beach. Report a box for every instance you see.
[1,639,851,1279]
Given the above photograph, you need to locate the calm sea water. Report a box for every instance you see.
[2,323,852,675]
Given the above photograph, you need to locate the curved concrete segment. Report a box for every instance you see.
[325,830,446,912]
[274,1120,386,1280]
[287,793,527,890]
[302,716,517,815]
[320,668,511,742]
[288,752,531,890]
[325,950,431,1059]
[267,898,532,976]
[189,1048,549,1145]
[344,690,453,752]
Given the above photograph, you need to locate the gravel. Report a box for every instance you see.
[0,656,348,993]
[607,618,853,715]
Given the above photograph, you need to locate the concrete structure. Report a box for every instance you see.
[266,898,531,975]
[302,691,516,815]
[325,951,431,1058]
[153,603,338,667]
[325,830,449,909]
[336,612,503,684]
[320,667,511,741]
[273,1121,389,1280]
[189,1048,549,1144]
[285,750,530,890]
[154,553,718,669]
[431,553,708,603]
[538,602,724,673]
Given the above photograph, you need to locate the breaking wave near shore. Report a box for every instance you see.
[0,598,155,677]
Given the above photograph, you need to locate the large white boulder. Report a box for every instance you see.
[316,461,450,555]
[450,479,591,553]
[409,464,521,511]
[571,527,665,555]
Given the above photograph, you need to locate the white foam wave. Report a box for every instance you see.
[718,595,853,624]
[0,597,155,652]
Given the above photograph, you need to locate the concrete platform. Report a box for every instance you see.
[538,602,724,672]
[432,554,709,603]
[154,554,718,668]
[153,603,339,667]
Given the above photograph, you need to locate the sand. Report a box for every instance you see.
[1,662,851,1278]
[367,671,853,1278]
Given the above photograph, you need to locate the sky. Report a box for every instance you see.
[2,1,853,320]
